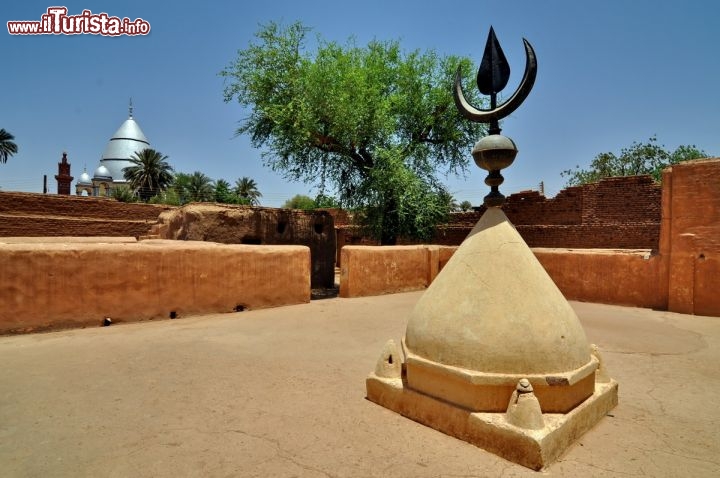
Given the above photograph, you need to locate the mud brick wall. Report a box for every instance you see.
[662,159,720,316]
[157,204,336,288]
[0,241,310,334]
[514,224,661,249]
[579,176,661,224]
[434,176,662,249]
[0,191,172,237]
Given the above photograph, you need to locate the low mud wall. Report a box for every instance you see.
[533,249,666,309]
[339,245,666,310]
[339,245,454,298]
[155,204,336,289]
[0,240,310,334]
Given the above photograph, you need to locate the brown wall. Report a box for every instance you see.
[0,191,172,237]
[156,204,337,288]
[534,249,666,309]
[339,245,456,298]
[0,193,336,288]
[432,175,662,249]
[0,240,310,334]
[663,159,720,316]
[335,175,663,259]
[339,244,667,307]
[339,246,431,298]
[338,159,720,316]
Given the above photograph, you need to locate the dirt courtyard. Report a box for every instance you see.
[1,292,719,477]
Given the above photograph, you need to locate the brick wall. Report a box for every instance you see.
[0,191,173,237]
[436,175,661,249]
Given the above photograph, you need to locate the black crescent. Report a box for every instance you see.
[453,38,537,123]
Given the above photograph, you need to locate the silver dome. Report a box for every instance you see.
[77,170,92,185]
[93,165,112,179]
[99,117,151,182]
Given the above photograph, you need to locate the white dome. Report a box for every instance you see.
[98,116,151,181]
[93,165,112,179]
[77,170,92,185]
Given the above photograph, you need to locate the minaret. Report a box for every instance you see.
[55,152,74,195]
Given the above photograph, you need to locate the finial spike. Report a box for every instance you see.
[129,97,133,118]
[477,26,511,97]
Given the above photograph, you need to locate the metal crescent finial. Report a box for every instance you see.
[453,38,537,124]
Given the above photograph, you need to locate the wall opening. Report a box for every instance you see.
[241,236,262,245]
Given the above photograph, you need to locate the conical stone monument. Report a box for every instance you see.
[366,28,618,471]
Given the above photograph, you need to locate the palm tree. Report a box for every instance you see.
[185,171,215,202]
[123,148,174,201]
[234,176,262,205]
[170,172,192,204]
[214,178,238,203]
[0,129,19,164]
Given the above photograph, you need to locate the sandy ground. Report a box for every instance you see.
[1,292,719,477]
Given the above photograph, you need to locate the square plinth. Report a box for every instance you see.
[366,375,618,471]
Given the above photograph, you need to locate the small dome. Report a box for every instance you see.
[77,170,92,185]
[94,165,112,179]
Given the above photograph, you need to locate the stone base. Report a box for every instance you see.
[366,374,618,471]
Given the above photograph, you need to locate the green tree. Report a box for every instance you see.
[214,178,241,204]
[459,200,473,212]
[123,148,174,201]
[184,171,215,202]
[234,176,262,205]
[169,172,192,204]
[314,193,341,208]
[221,21,484,244]
[0,129,19,164]
[561,137,708,186]
[283,194,317,210]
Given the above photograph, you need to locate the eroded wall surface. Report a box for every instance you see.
[156,204,336,288]
[433,176,662,248]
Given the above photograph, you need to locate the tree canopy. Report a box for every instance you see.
[221,21,484,244]
[561,137,708,186]
[234,176,262,205]
[184,171,215,202]
[123,148,174,201]
[282,194,317,210]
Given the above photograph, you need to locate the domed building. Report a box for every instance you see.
[75,168,93,195]
[76,101,152,196]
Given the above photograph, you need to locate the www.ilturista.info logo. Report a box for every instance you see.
[7,7,151,36]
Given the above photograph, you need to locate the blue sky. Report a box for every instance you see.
[2,0,718,206]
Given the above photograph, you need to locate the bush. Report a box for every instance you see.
[112,185,138,203]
